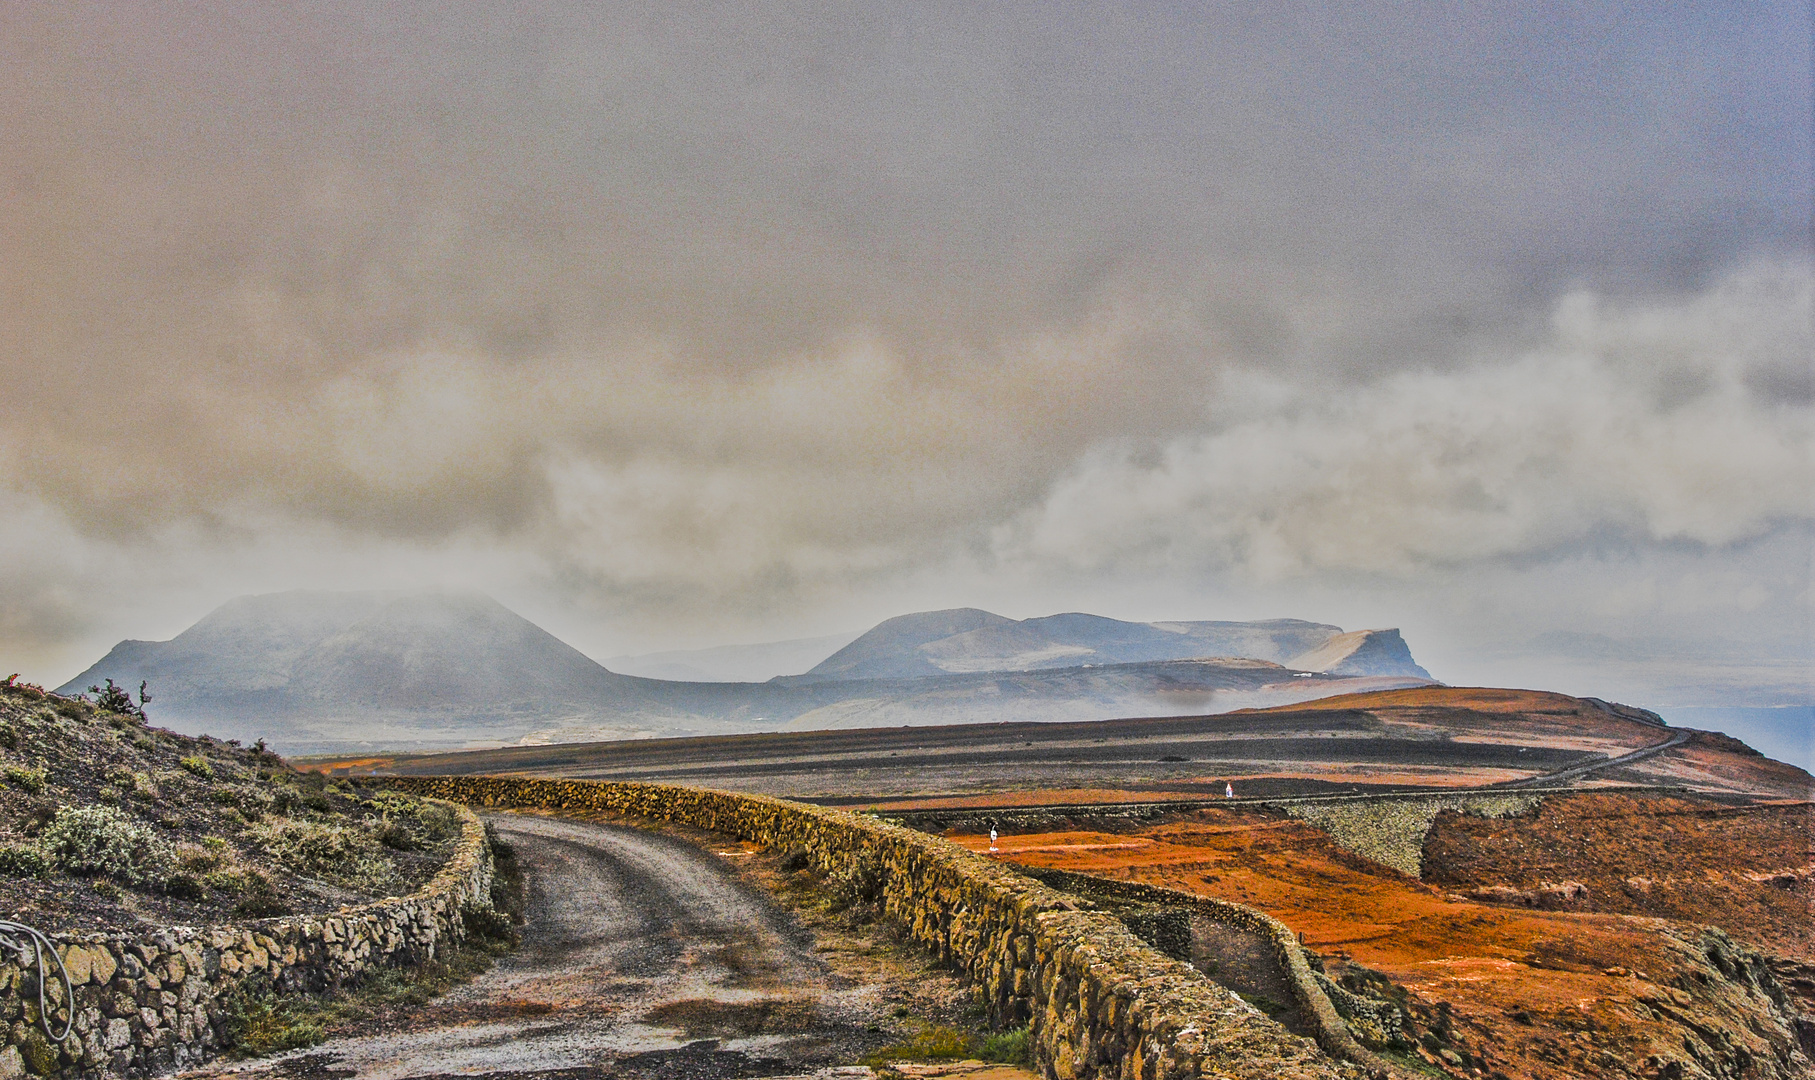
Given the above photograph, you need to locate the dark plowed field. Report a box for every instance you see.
[319,708,1603,801]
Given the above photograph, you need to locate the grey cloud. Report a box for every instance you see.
[993,261,1812,580]
[0,2,1807,687]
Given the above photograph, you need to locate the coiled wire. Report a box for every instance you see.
[0,921,73,1042]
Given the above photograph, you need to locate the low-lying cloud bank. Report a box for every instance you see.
[2,261,1807,702]
[996,260,1811,581]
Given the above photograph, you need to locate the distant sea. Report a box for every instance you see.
[1653,705,1815,775]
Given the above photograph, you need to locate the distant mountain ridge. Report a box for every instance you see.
[65,591,639,709]
[60,592,1436,754]
[798,608,1430,681]
[59,592,676,751]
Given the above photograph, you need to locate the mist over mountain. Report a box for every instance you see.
[606,632,863,682]
[59,591,655,749]
[1285,628,1432,680]
[60,592,1436,754]
[800,609,1429,681]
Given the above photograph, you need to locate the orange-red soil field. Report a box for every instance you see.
[956,798,1811,1079]
[919,690,1814,1079]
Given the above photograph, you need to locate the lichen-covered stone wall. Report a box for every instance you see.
[382,776,1362,1080]
[0,803,491,1079]
[1015,866,1393,1076]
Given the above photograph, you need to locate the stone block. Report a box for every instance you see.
[103,1018,131,1051]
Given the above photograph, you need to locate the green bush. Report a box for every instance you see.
[203,868,244,892]
[41,805,175,886]
[415,800,460,842]
[239,787,276,816]
[860,1025,977,1065]
[179,756,213,779]
[369,794,460,851]
[376,821,419,851]
[251,819,394,893]
[88,678,148,721]
[0,677,44,701]
[221,978,322,1055]
[0,843,50,879]
[980,1027,1031,1065]
[178,849,221,874]
[231,871,290,917]
[164,872,206,900]
[3,764,44,794]
[364,791,415,813]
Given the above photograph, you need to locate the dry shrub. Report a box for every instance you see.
[251,819,395,894]
[41,805,175,885]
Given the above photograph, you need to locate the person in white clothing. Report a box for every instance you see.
[1225,781,1234,799]
[988,824,999,852]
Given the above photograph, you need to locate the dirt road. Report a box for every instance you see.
[192,813,902,1080]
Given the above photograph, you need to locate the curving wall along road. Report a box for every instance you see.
[383,775,1365,1080]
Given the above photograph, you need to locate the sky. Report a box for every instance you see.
[2,2,1810,713]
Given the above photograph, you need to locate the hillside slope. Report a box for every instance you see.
[336,685,1754,802]
[0,678,466,932]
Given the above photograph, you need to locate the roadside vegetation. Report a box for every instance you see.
[0,676,533,1060]
[222,825,527,1056]
[755,843,1034,1071]
[0,677,465,930]
[859,1024,1031,1071]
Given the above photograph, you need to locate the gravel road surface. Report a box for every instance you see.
[189,813,894,1080]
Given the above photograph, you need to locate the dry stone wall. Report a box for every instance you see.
[1015,867,1395,1076]
[1281,794,1541,877]
[0,803,492,1080]
[383,775,1364,1080]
